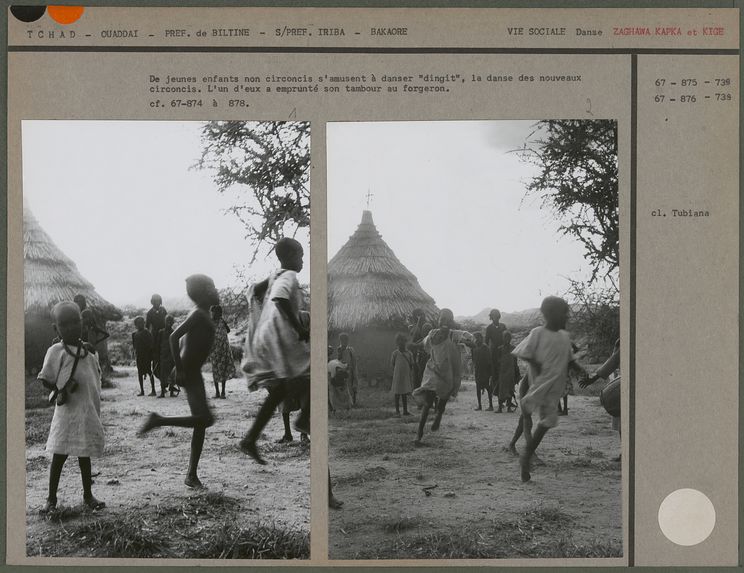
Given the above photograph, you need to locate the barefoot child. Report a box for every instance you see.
[471,332,493,411]
[158,315,178,397]
[239,238,310,465]
[513,296,587,482]
[411,309,475,445]
[497,331,520,413]
[209,304,236,399]
[138,274,219,489]
[337,333,359,406]
[390,333,414,416]
[328,347,351,416]
[146,294,168,377]
[38,302,105,512]
[132,317,156,396]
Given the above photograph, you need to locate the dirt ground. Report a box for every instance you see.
[25,367,309,559]
[329,380,622,560]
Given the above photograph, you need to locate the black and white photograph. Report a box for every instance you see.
[22,120,311,558]
[327,120,622,559]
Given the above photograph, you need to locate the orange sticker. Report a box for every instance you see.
[47,5,84,25]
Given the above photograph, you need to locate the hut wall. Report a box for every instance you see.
[25,313,55,375]
[331,327,407,385]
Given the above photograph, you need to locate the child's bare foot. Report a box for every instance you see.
[503,444,519,456]
[414,439,424,447]
[329,495,344,509]
[184,475,206,489]
[239,438,267,465]
[137,391,145,396]
[137,412,161,436]
[275,434,293,444]
[431,418,441,432]
[403,411,411,416]
[220,393,226,399]
[486,406,494,411]
[148,390,157,397]
[83,495,106,510]
[474,406,482,411]
[41,498,57,514]
[519,451,531,482]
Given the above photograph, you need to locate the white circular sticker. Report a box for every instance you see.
[658,488,716,546]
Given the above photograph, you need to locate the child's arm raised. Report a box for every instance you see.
[274,298,309,342]
[170,312,196,382]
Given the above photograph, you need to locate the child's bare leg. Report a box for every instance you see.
[277,412,293,442]
[240,383,288,464]
[402,394,409,415]
[139,375,214,434]
[213,379,220,398]
[562,395,568,415]
[486,389,494,410]
[416,403,431,443]
[293,379,310,434]
[184,427,207,488]
[395,394,401,414]
[474,387,482,410]
[520,423,548,482]
[137,373,145,396]
[45,453,68,511]
[507,415,524,454]
[78,457,105,508]
[148,374,156,396]
[220,381,226,398]
[431,397,448,431]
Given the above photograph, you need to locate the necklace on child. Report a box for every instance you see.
[62,339,88,359]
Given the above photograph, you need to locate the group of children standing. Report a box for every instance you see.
[131,295,238,400]
[37,237,311,512]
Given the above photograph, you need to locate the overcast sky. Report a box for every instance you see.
[327,121,591,316]
[22,121,309,308]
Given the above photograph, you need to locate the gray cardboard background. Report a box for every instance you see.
[2,3,741,571]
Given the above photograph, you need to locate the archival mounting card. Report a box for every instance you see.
[4,4,740,569]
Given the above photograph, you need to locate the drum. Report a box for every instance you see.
[599,376,621,418]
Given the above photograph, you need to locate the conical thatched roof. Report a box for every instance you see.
[328,210,438,331]
[24,207,122,321]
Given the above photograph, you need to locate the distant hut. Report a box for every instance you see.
[24,207,122,374]
[328,210,438,382]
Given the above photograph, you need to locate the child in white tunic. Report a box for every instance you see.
[38,302,105,512]
[512,296,587,482]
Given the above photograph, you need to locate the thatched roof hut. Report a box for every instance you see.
[24,206,122,372]
[328,210,438,380]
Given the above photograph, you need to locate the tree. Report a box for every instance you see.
[195,121,310,262]
[518,120,618,288]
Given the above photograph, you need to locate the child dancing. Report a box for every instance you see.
[411,309,474,445]
[138,275,219,489]
[512,296,586,482]
[239,238,310,465]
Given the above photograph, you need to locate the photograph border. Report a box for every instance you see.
[1,1,742,572]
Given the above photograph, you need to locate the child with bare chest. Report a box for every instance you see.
[138,274,219,489]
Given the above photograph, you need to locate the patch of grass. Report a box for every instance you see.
[381,516,420,534]
[195,521,310,559]
[26,376,52,410]
[335,466,389,487]
[43,505,86,523]
[25,409,53,446]
[334,428,417,456]
[355,504,609,560]
[26,455,48,473]
[39,512,169,558]
[100,378,117,389]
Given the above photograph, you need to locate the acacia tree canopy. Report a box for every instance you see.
[195,121,310,261]
[519,119,619,287]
